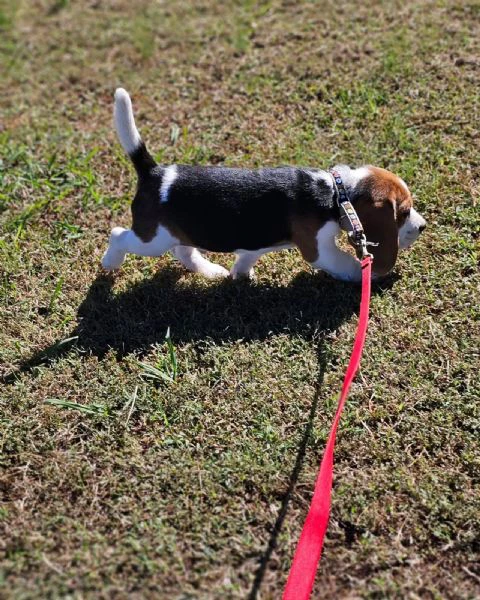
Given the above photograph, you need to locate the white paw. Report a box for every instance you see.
[230,267,255,280]
[200,263,229,279]
[101,249,125,271]
[317,261,362,283]
[110,226,128,240]
[335,267,362,283]
[335,271,361,283]
[101,227,128,270]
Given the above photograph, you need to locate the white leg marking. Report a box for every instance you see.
[230,245,293,280]
[101,227,129,270]
[310,221,362,282]
[230,251,264,280]
[172,246,229,279]
[160,165,178,204]
[101,226,177,270]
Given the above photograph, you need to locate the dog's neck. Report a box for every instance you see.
[330,165,369,199]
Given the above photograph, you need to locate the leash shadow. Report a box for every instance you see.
[247,343,328,600]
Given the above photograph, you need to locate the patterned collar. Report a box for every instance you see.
[329,168,373,259]
[329,168,350,206]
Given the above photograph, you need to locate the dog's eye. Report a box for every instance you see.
[398,207,410,225]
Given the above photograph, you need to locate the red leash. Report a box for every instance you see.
[283,255,372,599]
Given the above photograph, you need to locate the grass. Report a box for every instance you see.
[1,0,479,598]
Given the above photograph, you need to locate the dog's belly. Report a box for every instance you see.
[181,227,291,253]
[197,242,294,255]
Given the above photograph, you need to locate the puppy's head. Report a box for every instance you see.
[351,166,426,276]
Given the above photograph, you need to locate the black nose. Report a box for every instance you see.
[419,224,426,233]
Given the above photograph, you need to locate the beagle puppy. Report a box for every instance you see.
[102,89,426,282]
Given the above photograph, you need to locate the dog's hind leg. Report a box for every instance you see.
[230,250,265,280]
[172,245,229,279]
[101,226,176,270]
[230,245,293,280]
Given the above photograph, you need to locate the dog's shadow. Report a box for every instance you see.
[3,264,396,598]
[4,265,395,380]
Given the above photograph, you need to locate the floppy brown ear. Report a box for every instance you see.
[355,196,398,275]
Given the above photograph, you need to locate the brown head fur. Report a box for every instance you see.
[354,167,413,275]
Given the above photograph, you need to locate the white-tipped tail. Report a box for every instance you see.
[114,88,142,155]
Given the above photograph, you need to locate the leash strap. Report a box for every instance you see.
[283,255,372,600]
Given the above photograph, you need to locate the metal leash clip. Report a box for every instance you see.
[338,200,376,260]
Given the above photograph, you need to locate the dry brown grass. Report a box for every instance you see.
[1,0,479,598]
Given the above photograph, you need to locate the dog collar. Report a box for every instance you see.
[330,169,351,206]
[329,169,373,260]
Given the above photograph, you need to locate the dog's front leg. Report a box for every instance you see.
[101,227,129,270]
[310,221,362,283]
[230,250,265,280]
